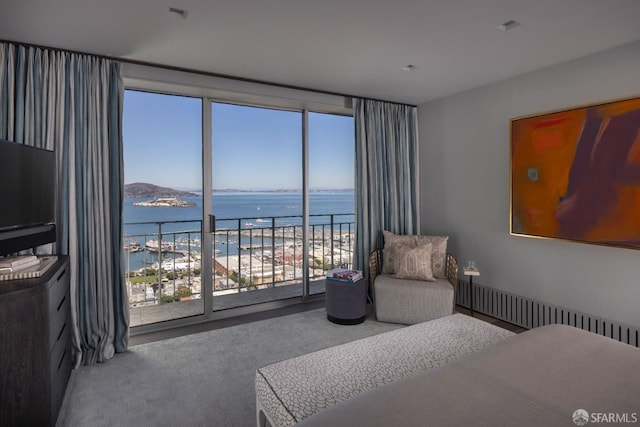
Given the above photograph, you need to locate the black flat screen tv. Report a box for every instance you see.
[0,139,56,256]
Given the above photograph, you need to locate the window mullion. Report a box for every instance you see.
[202,98,213,314]
[302,110,310,298]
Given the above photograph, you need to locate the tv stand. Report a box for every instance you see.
[0,256,71,426]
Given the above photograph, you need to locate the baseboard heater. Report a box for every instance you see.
[456,279,640,348]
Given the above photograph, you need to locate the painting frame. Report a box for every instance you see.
[510,95,640,250]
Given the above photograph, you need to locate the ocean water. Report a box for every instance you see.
[123,191,354,272]
[124,192,354,234]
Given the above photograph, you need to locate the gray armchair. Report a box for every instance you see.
[369,249,458,324]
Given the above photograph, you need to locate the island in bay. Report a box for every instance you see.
[132,197,196,207]
[125,182,197,207]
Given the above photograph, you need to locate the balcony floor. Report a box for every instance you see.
[130,280,326,327]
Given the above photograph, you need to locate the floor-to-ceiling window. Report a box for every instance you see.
[211,103,304,308]
[123,90,204,326]
[123,86,354,327]
[308,112,355,274]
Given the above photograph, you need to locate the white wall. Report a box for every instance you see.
[418,40,640,328]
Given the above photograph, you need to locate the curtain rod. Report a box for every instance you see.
[1,38,417,108]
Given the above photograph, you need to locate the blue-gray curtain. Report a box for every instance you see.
[0,42,129,365]
[354,98,420,275]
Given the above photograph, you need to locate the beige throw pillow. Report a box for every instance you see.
[415,235,448,278]
[394,242,435,281]
[382,230,416,274]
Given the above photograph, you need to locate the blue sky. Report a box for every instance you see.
[123,90,354,191]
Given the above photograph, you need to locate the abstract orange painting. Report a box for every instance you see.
[511,96,640,249]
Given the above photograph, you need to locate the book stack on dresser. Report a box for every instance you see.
[0,255,40,273]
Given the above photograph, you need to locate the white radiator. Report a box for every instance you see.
[457,279,640,348]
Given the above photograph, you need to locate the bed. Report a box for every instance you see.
[255,314,514,427]
[295,324,640,426]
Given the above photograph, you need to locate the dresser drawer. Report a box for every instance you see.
[50,340,72,426]
[48,266,69,318]
[49,291,70,352]
[50,318,70,386]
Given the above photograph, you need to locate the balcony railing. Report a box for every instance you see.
[124,214,354,309]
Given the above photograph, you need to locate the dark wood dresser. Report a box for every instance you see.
[0,256,72,426]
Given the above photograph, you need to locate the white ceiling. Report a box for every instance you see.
[2,0,640,105]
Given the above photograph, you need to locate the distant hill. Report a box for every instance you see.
[124,183,197,198]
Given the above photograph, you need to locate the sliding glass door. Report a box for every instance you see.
[211,103,304,308]
[308,112,355,295]
[123,87,354,325]
[123,90,204,326]
[209,106,355,310]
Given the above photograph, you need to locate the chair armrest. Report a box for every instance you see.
[445,252,458,288]
[368,248,383,285]
[445,252,458,313]
[368,248,383,315]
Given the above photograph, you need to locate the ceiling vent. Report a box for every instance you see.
[496,20,521,31]
[169,7,188,19]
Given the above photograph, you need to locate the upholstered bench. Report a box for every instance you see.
[255,313,514,427]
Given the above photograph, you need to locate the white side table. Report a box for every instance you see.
[462,267,480,316]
